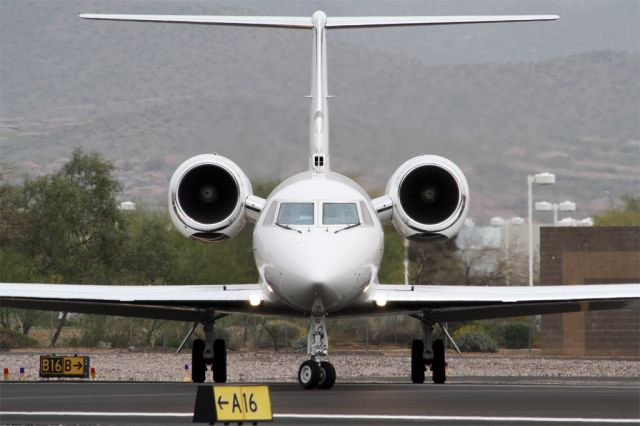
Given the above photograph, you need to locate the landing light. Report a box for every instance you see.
[249,294,262,306]
[375,295,388,307]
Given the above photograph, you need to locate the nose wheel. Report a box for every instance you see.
[298,298,336,389]
[298,360,336,389]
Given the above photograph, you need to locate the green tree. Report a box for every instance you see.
[378,225,406,284]
[411,238,463,285]
[1,148,125,346]
[594,195,640,226]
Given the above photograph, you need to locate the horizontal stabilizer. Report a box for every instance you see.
[80,13,558,30]
[79,14,313,29]
[325,15,559,28]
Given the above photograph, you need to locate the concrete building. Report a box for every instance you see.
[540,227,640,357]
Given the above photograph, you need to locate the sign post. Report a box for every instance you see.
[39,355,90,379]
[193,385,272,424]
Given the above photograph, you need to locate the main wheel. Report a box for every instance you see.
[213,339,227,383]
[411,339,425,384]
[318,361,336,389]
[298,360,321,389]
[432,339,446,384]
[191,339,206,383]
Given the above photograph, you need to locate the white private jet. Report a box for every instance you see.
[1,11,639,389]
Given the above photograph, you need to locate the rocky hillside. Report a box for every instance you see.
[1,0,638,220]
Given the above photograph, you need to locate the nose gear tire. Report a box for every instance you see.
[318,361,336,389]
[298,360,321,389]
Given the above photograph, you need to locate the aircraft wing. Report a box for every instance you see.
[0,283,273,322]
[365,284,640,321]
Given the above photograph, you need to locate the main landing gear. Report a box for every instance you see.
[297,299,336,390]
[410,313,446,384]
[189,313,228,383]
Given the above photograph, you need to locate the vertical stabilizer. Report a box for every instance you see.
[309,11,330,173]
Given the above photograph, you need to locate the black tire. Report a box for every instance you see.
[432,339,446,384]
[298,360,321,389]
[318,361,336,389]
[411,339,425,384]
[213,339,227,383]
[191,339,206,383]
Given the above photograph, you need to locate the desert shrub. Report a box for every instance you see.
[292,337,306,353]
[500,321,529,349]
[0,327,38,349]
[456,331,498,353]
[452,324,486,340]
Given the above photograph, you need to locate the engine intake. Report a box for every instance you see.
[399,164,461,225]
[177,164,239,224]
[384,155,469,241]
[169,154,252,242]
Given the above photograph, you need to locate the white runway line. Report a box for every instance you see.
[275,414,640,423]
[1,412,638,423]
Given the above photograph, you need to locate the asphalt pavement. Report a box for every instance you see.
[1,380,638,425]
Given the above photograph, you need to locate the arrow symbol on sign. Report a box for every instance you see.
[74,362,82,369]
[217,395,229,410]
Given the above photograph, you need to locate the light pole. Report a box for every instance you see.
[527,173,555,288]
[527,173,554,353]
[403,239,409,286]
[535,200,576,226]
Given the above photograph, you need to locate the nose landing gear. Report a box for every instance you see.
[297,299,336,389]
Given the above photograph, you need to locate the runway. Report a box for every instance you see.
[1,380,638,425]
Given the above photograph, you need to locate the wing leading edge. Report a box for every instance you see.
[363,283,640,321]
[0,283,273,322]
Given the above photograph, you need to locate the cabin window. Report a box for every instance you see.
[323,203,359,225]
[277,202,314,225]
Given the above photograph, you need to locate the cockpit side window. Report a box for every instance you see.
[359,201,374,226]
[262,201,278,225]
[277,202,314,225]
[323,203,359,225]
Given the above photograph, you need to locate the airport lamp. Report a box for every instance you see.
[578,217,594,227]
[535,200,576,226]
[527,173,555,353]
[527,173,555,288]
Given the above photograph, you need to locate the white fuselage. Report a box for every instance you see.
[253,171,384,313]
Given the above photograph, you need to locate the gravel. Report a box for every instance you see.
[2,348,639,383]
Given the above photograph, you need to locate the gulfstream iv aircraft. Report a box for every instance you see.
[1,11,639,389]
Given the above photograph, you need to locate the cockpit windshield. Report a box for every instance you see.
[323,203,359,225]
[277,202,314,225]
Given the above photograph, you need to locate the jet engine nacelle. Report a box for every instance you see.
[384,155,469,241]
[168,154,253,242]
